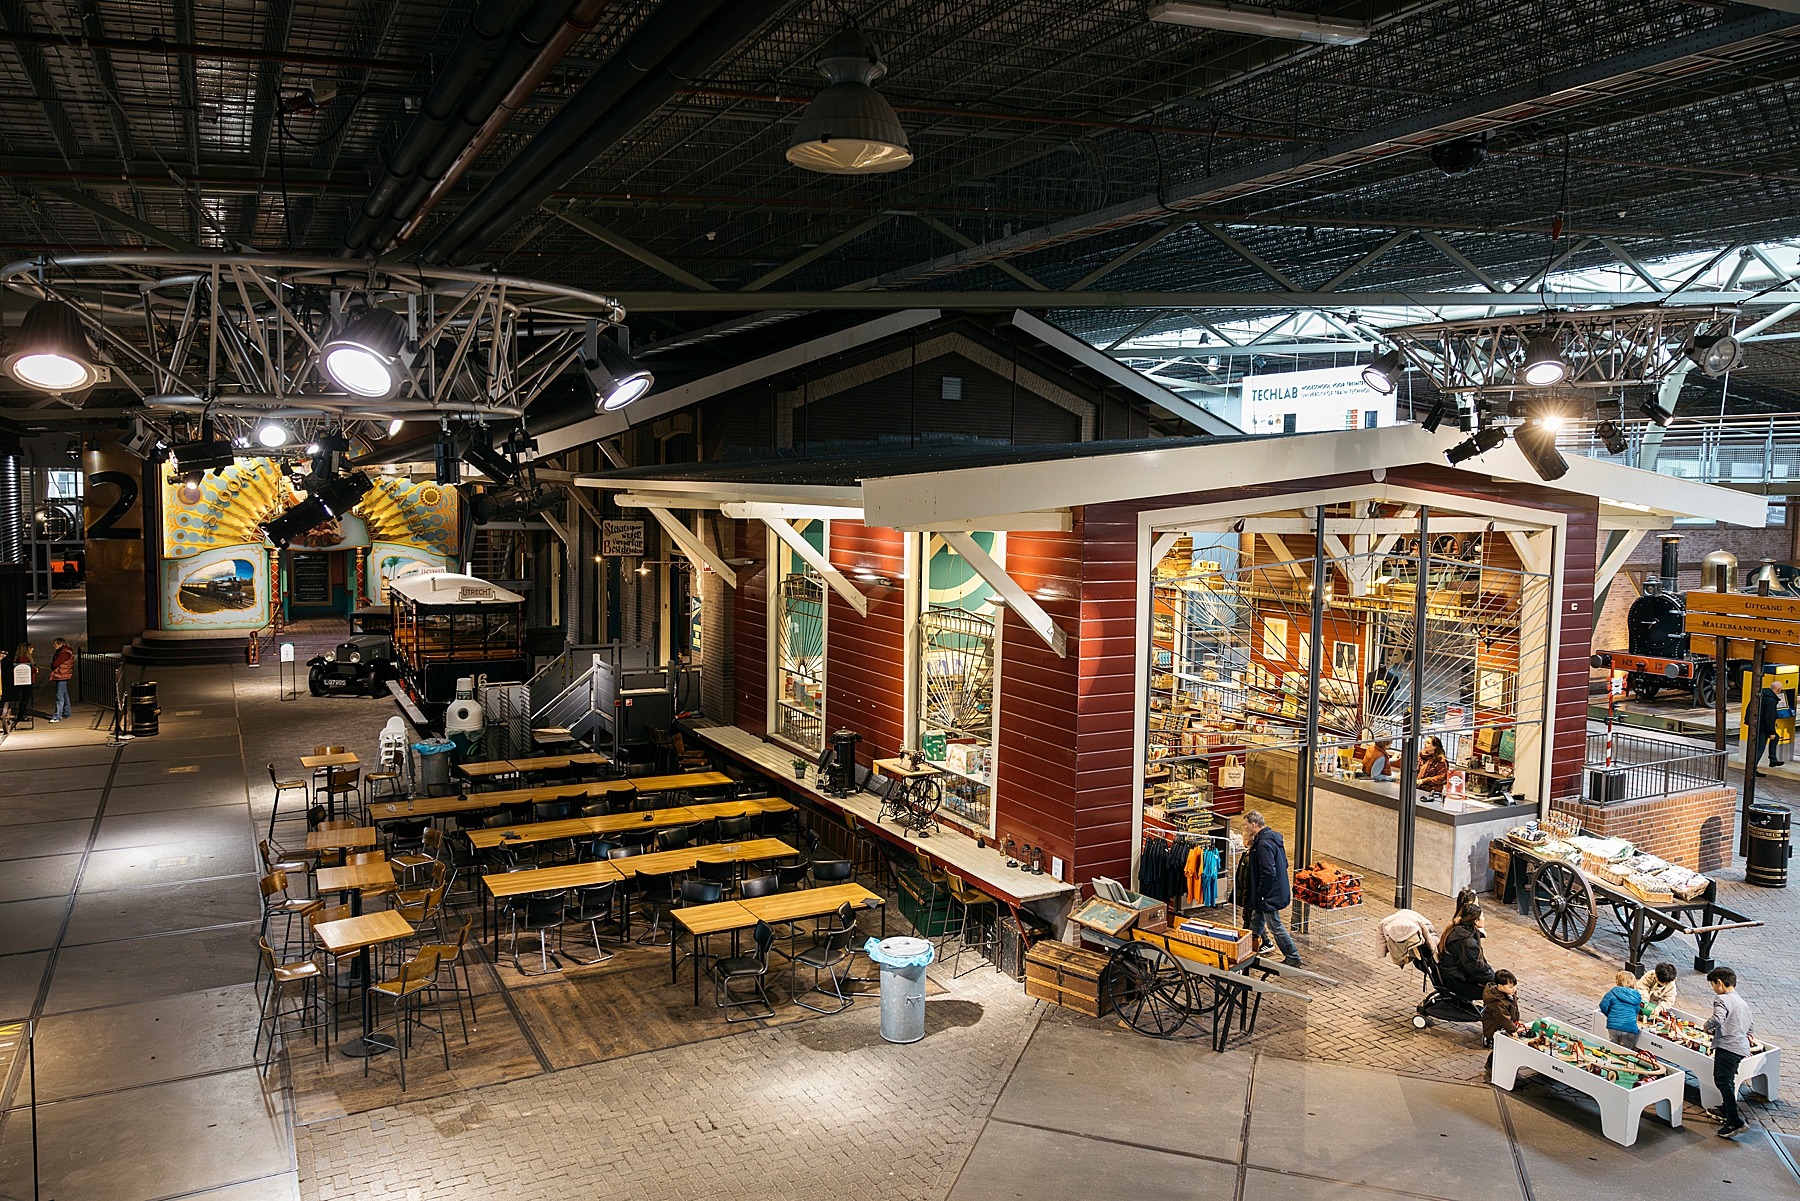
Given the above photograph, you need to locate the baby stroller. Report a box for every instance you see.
[1409,939,1483,1029]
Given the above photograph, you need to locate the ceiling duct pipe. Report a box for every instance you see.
[389,0,614,248]
[423,0,784,265]
[344,0,516,254]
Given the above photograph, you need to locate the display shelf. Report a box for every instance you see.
[923,756,992,789]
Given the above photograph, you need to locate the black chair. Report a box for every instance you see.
[633,870,681,945]
[580,799,613,818]
[604,844,644,860]
[535,800,576,822]
[507,888,566,976]
[681,879,724,906]
[737,873,779,901]
[714,813,755,843]
[696,858,736,898]
[791,906,858,1014]
[653,825,693,853]
[711,920,775,1022]
[810,858,853,887]
[562,884,617,965]
[774,863,810,892]
[578,837,619,863]
[756,807,800,840]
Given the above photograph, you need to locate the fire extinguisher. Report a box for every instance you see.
[246,630,261,668]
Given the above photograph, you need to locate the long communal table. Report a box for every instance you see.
[628,771,736,795]
[465,798,796,853]
[479,860,626,948]
[671,882,885,1004]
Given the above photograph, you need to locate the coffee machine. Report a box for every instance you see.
[824,728,861,796]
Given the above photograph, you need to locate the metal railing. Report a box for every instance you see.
[1586,729,1727,803]
[1567,414,1800,502]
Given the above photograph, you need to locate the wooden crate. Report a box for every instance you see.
[1024,940,1111,1017]
[1164,920,1254,965]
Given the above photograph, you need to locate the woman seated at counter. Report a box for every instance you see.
[1416,735,1449,792]
[1359,739,1395,782]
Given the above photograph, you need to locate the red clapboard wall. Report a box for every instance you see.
[1073,505,1140,884]
[731,519,768,738]
[992,527,1082,879]
[825,521,908,771]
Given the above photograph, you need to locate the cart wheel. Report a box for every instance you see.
[1102,941,1196,1039]
[1695,666,1717,709]
[1631,676,1659,703]
[1530,861,1598,949]
[1413,1014,1429,1029]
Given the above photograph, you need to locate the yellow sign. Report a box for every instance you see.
[1685,591,1800,621]
[1684,610,1800,646]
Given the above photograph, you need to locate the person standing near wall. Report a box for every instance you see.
[48,637,75,722]
[1240,810,1302,968]
[10,642,35,721]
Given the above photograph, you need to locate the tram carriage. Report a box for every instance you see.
[388,572,530,715]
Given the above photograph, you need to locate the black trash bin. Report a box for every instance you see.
[1746,803,1791,888]
[127,681,160,737]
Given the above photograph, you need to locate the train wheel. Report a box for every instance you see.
[1695,668,1717,709]
[1631,675,1660,703]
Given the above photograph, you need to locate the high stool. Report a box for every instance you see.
[267,764,311,839]
[844,814,886,893]
[255,936,325,1077]
[322,767,360,821]
[365,949,451,1091]
[258,871,323,965]
[940,871,999,978]
[364,769,404,809]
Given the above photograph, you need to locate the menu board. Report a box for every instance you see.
[290,554,333,604]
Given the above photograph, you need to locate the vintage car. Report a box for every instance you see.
[307,634,398,697]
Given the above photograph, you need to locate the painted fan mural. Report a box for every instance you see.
[157,460,459,630]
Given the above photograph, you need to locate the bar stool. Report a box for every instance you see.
[255,936,325,1077]
[309,745,346,800]
[258,871,323,962]
[365,948,451,1091]
[419,915,477,1043]
[267,764,311,840]
[365,769,404,808]
[940,871,998,978]
[844,813,886,892]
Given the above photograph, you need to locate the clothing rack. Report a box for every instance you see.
[1138,825,1238,915]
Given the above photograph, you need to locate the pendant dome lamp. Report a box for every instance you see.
[785,28,913,175]
[4,299,101,393]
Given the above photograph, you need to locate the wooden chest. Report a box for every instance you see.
[1023,940,1111,1017]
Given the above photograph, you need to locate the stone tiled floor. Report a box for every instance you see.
[5,588,1799,1199]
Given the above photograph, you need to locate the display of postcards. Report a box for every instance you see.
[1153,648,1174,668]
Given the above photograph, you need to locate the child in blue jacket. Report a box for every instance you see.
[1598,970,1644,1049]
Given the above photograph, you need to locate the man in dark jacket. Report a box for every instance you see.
[1752,684,1783,775]
[1240,811,1301,967]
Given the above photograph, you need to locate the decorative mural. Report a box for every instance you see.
[157,460,460,630]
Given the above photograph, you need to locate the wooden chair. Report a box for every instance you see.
[941,871,999,978]
[366,949,451,1091]
[267,764,311,840]
[255,936,324,1077]
[418,916,477,1043]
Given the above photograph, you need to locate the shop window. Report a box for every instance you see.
[919,532,1002,830]
[772,519,827,750]
[45,470,82,500]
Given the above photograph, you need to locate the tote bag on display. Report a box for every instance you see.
[1217,755,1245,789]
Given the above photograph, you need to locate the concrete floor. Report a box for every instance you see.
[3,588,1799,1200]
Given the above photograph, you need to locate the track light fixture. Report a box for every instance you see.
[1594,420,1628,455]
[118,417,159,460]
[255,419,290,449]
[320,307,412,399]
[786,27,913,175]
[1512,420,1569,482]
[1520,333,1569,387]
[1639,397,1674,427]
[1444,426,1508,465]
[1420,398,1447,433]
[472,483,564,524]
[5,299,100,393]
[582,332,654,412]
[1684,333,1744,380]
[1361,348,1404,395]
[387,417,405,438]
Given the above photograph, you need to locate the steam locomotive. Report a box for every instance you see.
[1590,536,1745,707]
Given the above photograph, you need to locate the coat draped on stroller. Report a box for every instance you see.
[1377,908,1483,1028]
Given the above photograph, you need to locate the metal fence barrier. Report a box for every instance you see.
[1586,730,1727,803]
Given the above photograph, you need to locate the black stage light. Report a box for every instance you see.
[1513,420,1569,482]
[1362,348,1404,395]
[321,307,411,399]
[1639,397,1674,427]
[1445,426,1507,465]
[472,483,563,524]
[1520,333,1569,387]
[1685,333,1744,380]
[170,425,236,474]
[4,299,100,392]
[1420,398,1447,433]
[1595,420,1628,455]
[583,336,654,412]
[435,428,462,485]
[461,438,517,484]
[1429,135,1487,176]
[260,471,372,548]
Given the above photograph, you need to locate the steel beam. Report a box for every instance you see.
[914,214,1047,292]
[607,288,1784,313]
[1200,224,1298,291]
[41,188,203,253]
[551,208,717,292]
[743,214,894,292]
[1071,221,1190,291]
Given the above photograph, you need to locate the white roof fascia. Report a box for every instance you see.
[537,310,942,455]
[1009,310,1243,437]
[388,572,526,606]
[576,476,865,507]
[1457,437,1767,527]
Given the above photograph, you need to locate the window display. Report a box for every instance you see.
[918,531,1002,829]
[773,518,826,749]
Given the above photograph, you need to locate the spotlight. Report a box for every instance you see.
[1639,397,1674,427]
[582,336,654,412]
[1428,135,1488,176]
[462,438,517,484]
[4,299,100,393]
[170,425,236,474]
[434,427,462,485]
[785,27,913,175]
[261,495,331,548]
[471,483,563,524]
[255,419,290,449]
[118,418,158,460]
[1445,426,1507,465]
[1595,420,1628,455]
[1685,333,1744,379]
[177,478,204,505]
[307,431,352,479]
[305,442,322,456]
[1362,348,1404,395]
[260,471,372,548]
[1520,334,1568,387]
[387,417,405,438]
[1512,420,1569,482]
[1420,398,1447,433]
[320,307,411,399]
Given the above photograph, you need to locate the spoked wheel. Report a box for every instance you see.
[1102,941,1197,1038]
[1530,861,1598,949]
[905,779,943,827]
[1695,666,1717,709]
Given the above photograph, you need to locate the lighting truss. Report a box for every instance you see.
[1379,305,1738,398]
[0,254,627,446]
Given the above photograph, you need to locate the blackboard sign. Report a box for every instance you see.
[291,554,332,604]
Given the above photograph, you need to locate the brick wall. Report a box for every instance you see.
[1550,785,1737,873]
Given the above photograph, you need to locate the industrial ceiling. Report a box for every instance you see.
[1,0,1798,416]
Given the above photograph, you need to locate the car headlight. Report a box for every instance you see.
[348,651,362,664]
[323,651,336,663]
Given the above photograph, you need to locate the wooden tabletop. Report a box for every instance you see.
[457,760,520,779]
[873,757,940,780]
[482,860,624,900]
[509,752,611,773]
[312,909,414,956]
[315,860,397,893]
[685,797,794,821]
[585,807,701,836]
[674,900,757,937]
[368,794,499,820]
[741,882,883,925]
[306,826,378,851]
[615,837,796,878]
[629,771,734,793]
[464,805,703,850]
[530,727,576,743]
[301,751,360,769]
[465,780,636,808]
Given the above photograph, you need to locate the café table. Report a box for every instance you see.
[629,771,735,795]
[312,910,415,1058]
[306,825,378,853]
[481,859,626,948]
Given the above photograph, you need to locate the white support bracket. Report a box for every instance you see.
[1505,530,1549,577]
[721,501,866,523]
[1594,528,1650,596]
[645,506,738,587]
[941,530,1067,658]
[764,517,867,617]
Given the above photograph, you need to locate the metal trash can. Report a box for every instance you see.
[1746,803,1791,888]
[866,936,934,1044]
[412,739,457,797]
[127,681,160,737]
